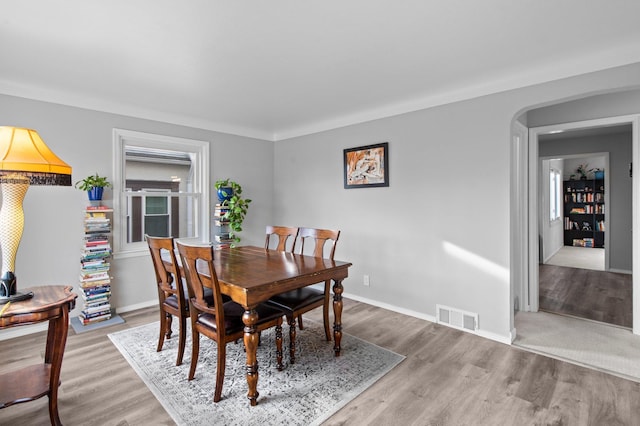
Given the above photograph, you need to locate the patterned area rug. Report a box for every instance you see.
[109,320,404,426]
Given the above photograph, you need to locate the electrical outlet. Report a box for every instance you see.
[363,275,370,286]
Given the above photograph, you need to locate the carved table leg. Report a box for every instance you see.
[242,308,260,406]
[332,279,344,356]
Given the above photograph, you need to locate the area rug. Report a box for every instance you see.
[109,320,404,426]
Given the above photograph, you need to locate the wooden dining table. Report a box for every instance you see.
[171,245,352,406]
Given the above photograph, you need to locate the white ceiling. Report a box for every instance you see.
[2,1,640,141]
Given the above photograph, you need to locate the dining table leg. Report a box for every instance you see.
[242,307,260,406]
[332,278,344,356]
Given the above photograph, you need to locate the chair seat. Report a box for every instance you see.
[163,294,182,310]
[267,288,325,314]
[164,289,217,311]
[197,301,285,335]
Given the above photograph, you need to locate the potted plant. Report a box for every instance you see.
[594,168,605,180]
[214,179,252,244]
[75,173,112,201]
[575,164,593,180]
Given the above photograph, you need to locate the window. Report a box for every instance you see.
[550,168,562,221]
[113,129,209,256]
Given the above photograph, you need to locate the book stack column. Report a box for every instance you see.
[213,204,232,249]
[79,207,113,325]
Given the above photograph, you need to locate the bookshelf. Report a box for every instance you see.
[213,204,233,249]
[563,179,605,248]
[78,207,114,325]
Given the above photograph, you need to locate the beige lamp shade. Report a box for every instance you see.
[0,126,72,301]
[0,127,72,185]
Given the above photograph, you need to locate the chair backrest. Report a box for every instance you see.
[146,235,185,303]
[265,225,299,252]
[298,227,340,260]
[176,242,226,329]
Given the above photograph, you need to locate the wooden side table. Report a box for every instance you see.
[0,285,77,426]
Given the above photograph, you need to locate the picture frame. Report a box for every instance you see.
[343,142,389,189]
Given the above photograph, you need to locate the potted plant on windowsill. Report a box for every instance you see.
[75,173,112,203]
[214,179,252,245]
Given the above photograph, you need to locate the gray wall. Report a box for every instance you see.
[527,89,640,128]
[539,132,632,271]
[2,62,640,342]
[274,62,640,342]
[0,94,274,316]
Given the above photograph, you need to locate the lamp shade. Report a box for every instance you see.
[0,126,72,302]
[0,127,72,186]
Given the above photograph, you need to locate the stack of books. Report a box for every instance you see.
[214,204,232,249]
[79,208,113,325]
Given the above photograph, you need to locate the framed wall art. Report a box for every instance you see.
[343,142,389,188]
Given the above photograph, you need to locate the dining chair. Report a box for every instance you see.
[176,242,285,403]
[146,235,189,366]
[265,225,299,252]
[266,227,340,363]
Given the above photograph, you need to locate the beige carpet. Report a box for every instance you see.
[514,311,640,382]
[545,246,604,271]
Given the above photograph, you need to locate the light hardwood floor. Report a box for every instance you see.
[2,300,640,425]
[539,264,632,328]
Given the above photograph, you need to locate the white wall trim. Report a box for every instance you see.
[112,128,210,254]
[0,322,49,341]
[344,292,435,323]
[511,121,529,315]
[117,299,158,314]
[344,292,513,345]
[527,114,640,334]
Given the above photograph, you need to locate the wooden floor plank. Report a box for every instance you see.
[2,300,640,425]
[539,264,632,328]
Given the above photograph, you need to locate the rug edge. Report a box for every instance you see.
[108,324,184,425]
[309,352,405,426]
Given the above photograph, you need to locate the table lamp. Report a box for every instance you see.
[0,127,72,304]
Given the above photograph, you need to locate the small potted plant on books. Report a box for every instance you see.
[75,173,112,205]
[214,179,251,245]
[575,164,593,180]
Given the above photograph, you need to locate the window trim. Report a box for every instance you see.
[549,167,562,222]
[113,129,210,258]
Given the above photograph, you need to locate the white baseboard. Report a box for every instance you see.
[0,299,159,341]
[344,292,435,323]
[343,292,512,344]
[0,322,49,341]
[117,299,158,314]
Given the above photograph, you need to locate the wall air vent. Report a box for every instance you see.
[436,304,478,333]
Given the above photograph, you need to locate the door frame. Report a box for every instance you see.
[523,114,640,334]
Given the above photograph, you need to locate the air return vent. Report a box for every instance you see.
[436,304,478,333]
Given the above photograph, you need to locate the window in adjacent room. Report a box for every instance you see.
[113,129,209,255]
[550,168,562,221]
